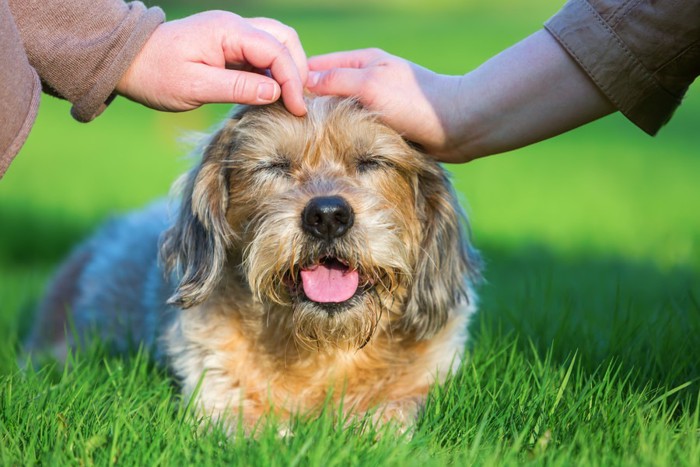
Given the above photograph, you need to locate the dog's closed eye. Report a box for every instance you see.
[255,156,292,177]
[356,154,394,173]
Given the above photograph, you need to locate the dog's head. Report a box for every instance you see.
[161,96,480,349]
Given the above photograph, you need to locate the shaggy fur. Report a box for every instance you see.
[28,96,481,432]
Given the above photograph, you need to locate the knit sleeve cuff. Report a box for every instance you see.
[70,3,165,122]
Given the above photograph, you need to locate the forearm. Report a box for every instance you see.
[305,1,700,163]
[444,29,615,163]
[449,0,700,162]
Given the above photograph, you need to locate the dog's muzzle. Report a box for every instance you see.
[298,196,359,304]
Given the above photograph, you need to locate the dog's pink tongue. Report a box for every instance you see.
[300,263,359,303]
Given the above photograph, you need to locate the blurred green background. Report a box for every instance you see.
[1,0,699,382]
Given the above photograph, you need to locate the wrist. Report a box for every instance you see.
[425,74,484,163]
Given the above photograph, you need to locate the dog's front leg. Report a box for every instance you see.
[369,395,426,436]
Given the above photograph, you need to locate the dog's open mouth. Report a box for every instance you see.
[299,257,360,304]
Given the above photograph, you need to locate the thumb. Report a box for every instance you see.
[191,66,282,105]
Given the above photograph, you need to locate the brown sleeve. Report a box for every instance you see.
[0,0,41,178]
[8,0,164,122]
[545,0,700,135]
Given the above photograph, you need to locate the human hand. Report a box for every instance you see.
[116,11,308,116]
[308,38,616,163]
[307,48,465,160]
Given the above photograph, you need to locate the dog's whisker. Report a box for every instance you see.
[265,304,272,329]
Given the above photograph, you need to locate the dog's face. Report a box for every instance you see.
[161,97,479,350]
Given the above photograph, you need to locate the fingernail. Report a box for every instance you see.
[307,71,320,88]
[257,83,276,101]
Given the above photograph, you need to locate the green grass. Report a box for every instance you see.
[1,1,699,465]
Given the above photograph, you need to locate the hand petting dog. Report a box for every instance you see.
[116,11,308,116]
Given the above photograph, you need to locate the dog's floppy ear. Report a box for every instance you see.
[159,115,243,309]
[401,161,482,339]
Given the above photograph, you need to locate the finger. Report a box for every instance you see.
[306,67,368,98]
[227,29,306,115]
[247,18,308,84]
[308,48,385,71]
[189,65,282,106]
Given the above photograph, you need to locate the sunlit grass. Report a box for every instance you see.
[1,1,699,465]
[2,323,698,465]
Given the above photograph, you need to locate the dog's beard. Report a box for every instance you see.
[244,226,410,351]
[252,249,400,351]
[289,291,383,351]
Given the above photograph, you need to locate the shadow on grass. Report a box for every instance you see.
[476,242,700,393]
[0,204,98,266]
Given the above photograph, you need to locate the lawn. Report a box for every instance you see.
[1,1,699,465]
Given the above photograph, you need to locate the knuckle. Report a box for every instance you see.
[256,28,283,49]
[282,24,299,41]
[265,17,283,28]
[205,10,233,23]
[365,47,386,58]
[319,68,347,91]
[366,65,386,82]
[250,17,298,42]
[185,79,206,104]
[320,68,340,86]
[230,75,253,101]
[272,41,292,61]
[364,79,380,99]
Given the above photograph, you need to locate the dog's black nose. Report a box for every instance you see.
[301,196,354,241]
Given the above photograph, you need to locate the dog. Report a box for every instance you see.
[27,96,481,433]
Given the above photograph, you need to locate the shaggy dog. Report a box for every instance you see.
[28,96,481,432]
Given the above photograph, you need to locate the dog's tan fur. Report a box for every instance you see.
[30,96,481,433]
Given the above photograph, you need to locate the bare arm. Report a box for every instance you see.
[307,30,615,163]
[450,29,615,162]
